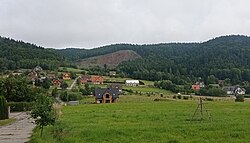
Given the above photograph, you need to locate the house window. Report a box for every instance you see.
[106,94,110,98]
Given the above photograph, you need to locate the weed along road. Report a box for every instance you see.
[0,112,35,143]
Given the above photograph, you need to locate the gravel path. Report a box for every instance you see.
[0,112,36,143]
[67,76,80,90]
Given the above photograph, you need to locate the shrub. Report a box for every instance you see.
[235,95,244,102]
[60,92,83,102]
[205,97,214,101]
[173,95,177,99]
[0,96,9,120]
[7,102,34,112]
[177,94,182,99]
[183,96,189,100]
[160,93,163,97]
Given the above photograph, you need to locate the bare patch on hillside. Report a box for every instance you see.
[76,50,141,67]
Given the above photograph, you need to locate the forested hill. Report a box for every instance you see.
[58,35,250,85]
[118,35,250,85]
[0,37,64,70]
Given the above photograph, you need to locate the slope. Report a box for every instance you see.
[0,37,64,70]
[76,50,141,67]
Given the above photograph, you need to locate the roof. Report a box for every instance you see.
[125,80,139,84]
[223,86,246,92]
[94,88,119,99]
[108,83,122,89]
[91,76,104,82]
[33,66,43,72]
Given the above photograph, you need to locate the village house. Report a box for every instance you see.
[94,88,119,103]
[33,66,43,72]
[191,85,200,91]
[28,71,38,81]
[125,80,139,86]
[91,75,104,84]
[107,83,122,94]
[63,72,71,80]
[47,73,56,80]
[53,79,62,87]
[80,75,92,84]
[191,82,205,91]
[223,86,246,95]
[80,75,104,84]
[109,71,116,77]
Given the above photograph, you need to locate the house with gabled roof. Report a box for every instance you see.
[47,73,56,80]
[28,71,38,82]
[53,79,62,87]
[109,71,116,77]
[192,81,205,91]
[91,75,104,84]
[80,75,92,84]
[223,86,246,95]
[33,66,43,72]
[63,72,71,80]
[94,88,119,103]
[107,83,122,94]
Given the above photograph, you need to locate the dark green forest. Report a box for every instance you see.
[2,35,250,90]
[58,35,250,87]
[0,37,65,71]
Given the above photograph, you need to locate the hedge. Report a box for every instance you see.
[7,102,34,112]
[0,96,8,120]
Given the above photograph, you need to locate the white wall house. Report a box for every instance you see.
[125,80,139,86]
[235,87,246,95]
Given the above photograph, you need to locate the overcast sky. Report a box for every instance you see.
[1,0,250,49]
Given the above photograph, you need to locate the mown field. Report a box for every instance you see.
[29,96,250,143]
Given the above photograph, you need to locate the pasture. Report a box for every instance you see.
[58,67,84,73]
[29,96,250,143]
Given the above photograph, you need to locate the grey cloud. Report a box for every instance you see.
[0,0,250,48]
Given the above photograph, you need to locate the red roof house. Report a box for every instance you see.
[192,85,201,91]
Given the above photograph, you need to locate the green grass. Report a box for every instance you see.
[140,80,155,86]
[64,80,73,87]
[103,76,132,83]
[29,96,250,143]
[0,118,16,126]
[123,86,173,94]
[104,77,154,86]
[58,67,84,73]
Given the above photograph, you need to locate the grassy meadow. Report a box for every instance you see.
[58,67,84,73]
[29,95,250,143]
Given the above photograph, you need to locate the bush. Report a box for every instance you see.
[183,96,189,100]
[7,102,34,112]
[173,95,177,99]
[60,92,83,102]
[235,95,244,102]
[244,95,250,98]
[205,97,214,101]
[177,94,182,99]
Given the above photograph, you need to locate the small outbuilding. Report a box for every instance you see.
[125,80,139,86]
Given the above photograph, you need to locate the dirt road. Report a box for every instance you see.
[0,112,36,143]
